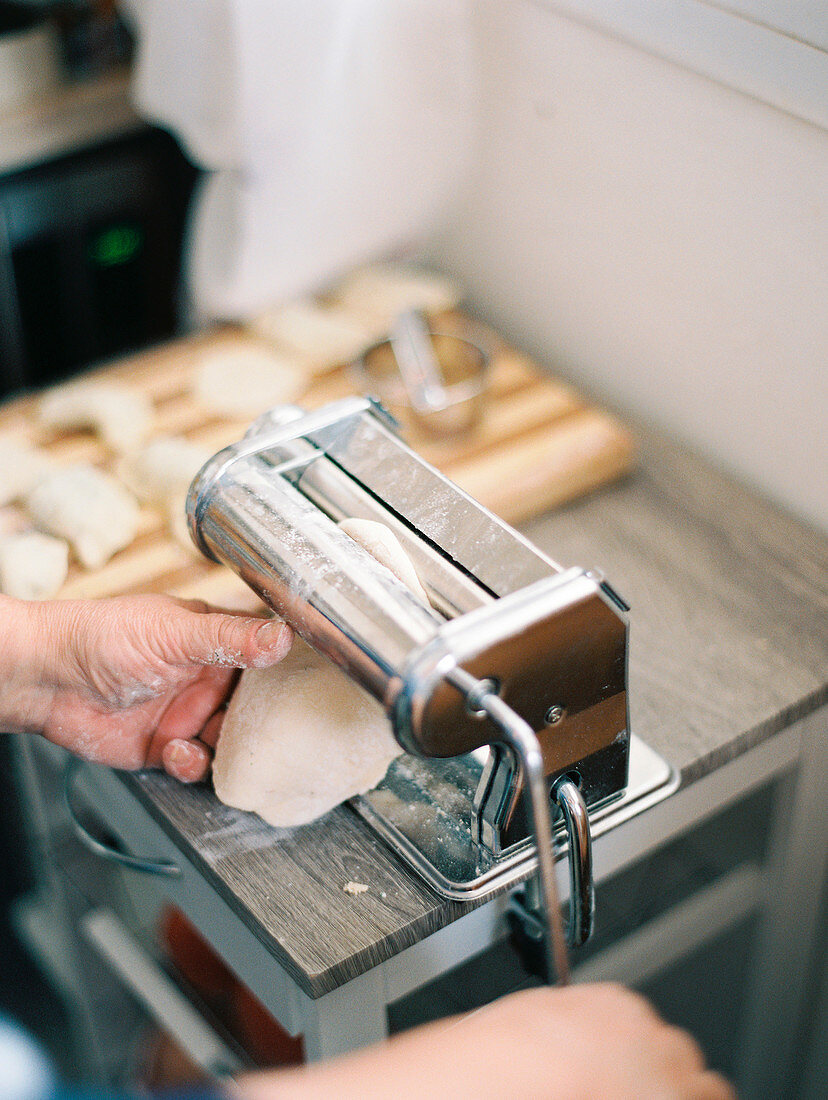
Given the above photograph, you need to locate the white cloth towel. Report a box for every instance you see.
[123,0,475,319]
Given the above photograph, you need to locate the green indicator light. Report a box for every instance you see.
[89,224,144,267]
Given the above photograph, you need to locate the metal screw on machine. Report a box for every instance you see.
[545,705,565,725]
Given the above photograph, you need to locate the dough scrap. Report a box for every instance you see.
[25,465,139,570]
[250,300,376,369]
[333,264,461,327]
[212,641,402,827]
[0,531,69,599]
[193,344,305,417]
[338,518,429,604]
[0,437,54,506]
[38,382,153,453]
[117,436,211,506]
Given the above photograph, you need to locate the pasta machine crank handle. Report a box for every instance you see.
[447,668,572,986]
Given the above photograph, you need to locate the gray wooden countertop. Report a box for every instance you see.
[122,428,828,998]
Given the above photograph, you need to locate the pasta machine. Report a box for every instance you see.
[187,397,674,984]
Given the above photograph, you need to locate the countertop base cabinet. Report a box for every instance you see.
[9,708,825,1096]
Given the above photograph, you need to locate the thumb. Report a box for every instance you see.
[164,608,293,670]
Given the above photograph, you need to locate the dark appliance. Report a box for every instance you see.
[0,125,197,396]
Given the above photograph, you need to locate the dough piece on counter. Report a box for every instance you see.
[0,437,54,506]
[0,531,69,599]
[26,466,140,570]
[38,382,153,453]
[212,641,401,827]
[333,264,462,327]
[249,300,376,370]
[338,517,430,604]
[193,344,305,417]
[117,436,211,506]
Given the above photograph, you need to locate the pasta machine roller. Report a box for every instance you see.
[187,397,637,984]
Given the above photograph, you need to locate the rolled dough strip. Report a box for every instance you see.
[338,518,430,605]
[212,641,401,827]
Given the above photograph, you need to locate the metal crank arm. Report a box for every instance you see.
[448,668,588,984]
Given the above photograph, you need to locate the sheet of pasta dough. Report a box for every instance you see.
[212,518,432,826]
[212,640,401,827]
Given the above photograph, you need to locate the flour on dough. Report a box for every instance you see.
[0,531,69,599]
[338,518,429,604]
[38,382,153,453]
[117,436,211,506]
[193,344,305,417]
[212,641,402,827]
[25,465,139,570]
[0,437,53,507]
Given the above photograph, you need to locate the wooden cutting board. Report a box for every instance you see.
[0,313,634,607]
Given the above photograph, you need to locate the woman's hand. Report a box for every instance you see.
[0,594,291,781]
[239,983,735,1100]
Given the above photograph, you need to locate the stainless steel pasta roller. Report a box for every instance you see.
[187,397,674,983]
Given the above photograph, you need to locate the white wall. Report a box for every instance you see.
[428,1,827,530]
